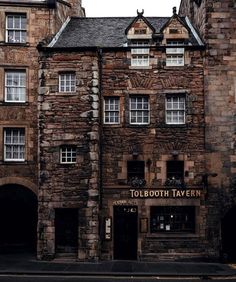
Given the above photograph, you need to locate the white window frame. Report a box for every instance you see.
[165,96,186,125]
[60,146,77,164]
[104,97,120,124]
[4,128,25,162]
[5,70,26,102]
[6,14,27,43]
[59,73,76,93]
[166,40,185,67]
[166,54,184,66]
[131,41,150,67]
[129,96,150,125]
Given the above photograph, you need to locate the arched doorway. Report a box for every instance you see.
[221,206,236,262]
[0,184,37,253]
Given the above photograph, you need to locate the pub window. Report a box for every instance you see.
[150,206,195,233]
[165,95,185,124]
[127,160,145,187]
[59,72,76,93]
[129,96,150,125]
[104,97,120,124]
[166,161,184,186]
[166,40,185,67]
[60,146,76,164]
[130,40,149,67]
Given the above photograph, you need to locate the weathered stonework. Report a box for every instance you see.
[38,51,100,260]
[179,0,236,260]
[0,0,85,256]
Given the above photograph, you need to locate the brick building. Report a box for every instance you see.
[0,0,235,262]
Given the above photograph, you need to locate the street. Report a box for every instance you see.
[0,275,235,281]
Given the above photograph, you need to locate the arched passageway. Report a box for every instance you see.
[221,206,236,262]
[0,184,37,253]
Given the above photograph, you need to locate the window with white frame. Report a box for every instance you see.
[6,14,27,43]
[4,128,25,161]
[166,95,185,124]
[131,41,149,67]
[60,146,76,164]
[166,40,185,66]
[104,97,120,124]
[130,96,150,125]
[59,73,76,92]
[5,70,26,102]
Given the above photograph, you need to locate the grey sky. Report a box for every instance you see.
[82,0,182,17]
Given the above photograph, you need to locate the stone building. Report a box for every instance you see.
[0,0,84,254]
[38,9,209,260]
[179,0,236,262]
[0,0,235,262]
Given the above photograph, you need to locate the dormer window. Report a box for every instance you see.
[134,28,147,35]
[166,40,185,67]
[131,40,149,67]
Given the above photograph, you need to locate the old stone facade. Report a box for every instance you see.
[179,0,236,262]
[37,10,212,261]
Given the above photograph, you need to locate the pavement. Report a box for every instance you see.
[0,253,236,278]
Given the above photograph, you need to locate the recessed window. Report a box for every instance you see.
[6,14,27,43]
[5,70,26,102]
[150,206,195,233]
[166,41,185,66]
[131,41,149,67]
[60,146,76,164]
[127,160,146,187]
[4,128,25,161]
[166,160,184,186]
[166,96,185,124]
[59,73,76,93]
[130,96,150,125]
[104,97,120,124]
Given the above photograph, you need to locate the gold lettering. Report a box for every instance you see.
[196,190,201,197]
[130,189,135,198]
[144,191,149,197]
[172,189,177,197]
[164,190,170,197]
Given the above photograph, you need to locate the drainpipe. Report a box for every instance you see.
[97,47,103,210]
[97,47,104,257]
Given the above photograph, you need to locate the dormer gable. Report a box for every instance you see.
[125,10,155,40]
[161,7,190,44]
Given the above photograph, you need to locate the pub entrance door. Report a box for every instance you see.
[221,206,236,262]
[55,208,78,254]
[113,206,138,260]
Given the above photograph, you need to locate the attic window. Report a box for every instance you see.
[134,28,147,35]
[130,40,150,67]
[169,28,178,34]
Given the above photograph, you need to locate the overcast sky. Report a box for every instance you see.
[82,0,182,17]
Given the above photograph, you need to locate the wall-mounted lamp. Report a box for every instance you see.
[131,145,139,159]
[171,150,179,159]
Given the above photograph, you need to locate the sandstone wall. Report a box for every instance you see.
[38,50,100,260]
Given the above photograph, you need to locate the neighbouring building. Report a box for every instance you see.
[0,0,84,254]
[179,0,236,262]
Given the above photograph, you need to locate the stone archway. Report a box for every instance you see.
[221,206,236,262]
[0,184,38,253]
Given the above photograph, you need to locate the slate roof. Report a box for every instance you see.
[51,16,200,49]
